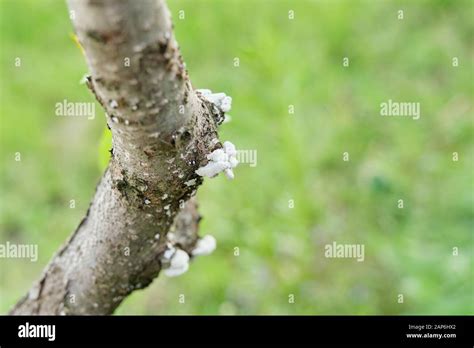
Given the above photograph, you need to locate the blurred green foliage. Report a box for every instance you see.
[0,0,473,314]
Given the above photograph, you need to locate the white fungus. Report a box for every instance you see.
[196,89,232,113]
[163,249,190,277]
[195,141,239,179]
[192,235,217,256]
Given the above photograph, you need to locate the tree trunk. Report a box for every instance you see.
[10,0,227,315]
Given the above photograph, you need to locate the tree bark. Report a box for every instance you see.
[10,0,225,315]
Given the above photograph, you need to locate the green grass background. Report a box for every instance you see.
[0,0,472,314]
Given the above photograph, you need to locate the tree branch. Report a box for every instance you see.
[10,0,225,315]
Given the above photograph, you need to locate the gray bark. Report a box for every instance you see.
[10,0,224,315]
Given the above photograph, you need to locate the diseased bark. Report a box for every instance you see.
[10,0,225,315]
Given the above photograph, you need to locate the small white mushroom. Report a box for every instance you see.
[223,141,237,157]
[163,249,190,277]
[224,168,234,179]
[220,96,232,112]
[196,161,228,178]
[229,157,239,168]
[208,149,227,162]
[192,235,217,256]
[195,141,239,179]
[196,89,232,113]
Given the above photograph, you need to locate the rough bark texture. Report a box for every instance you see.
[10,0,224,315]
